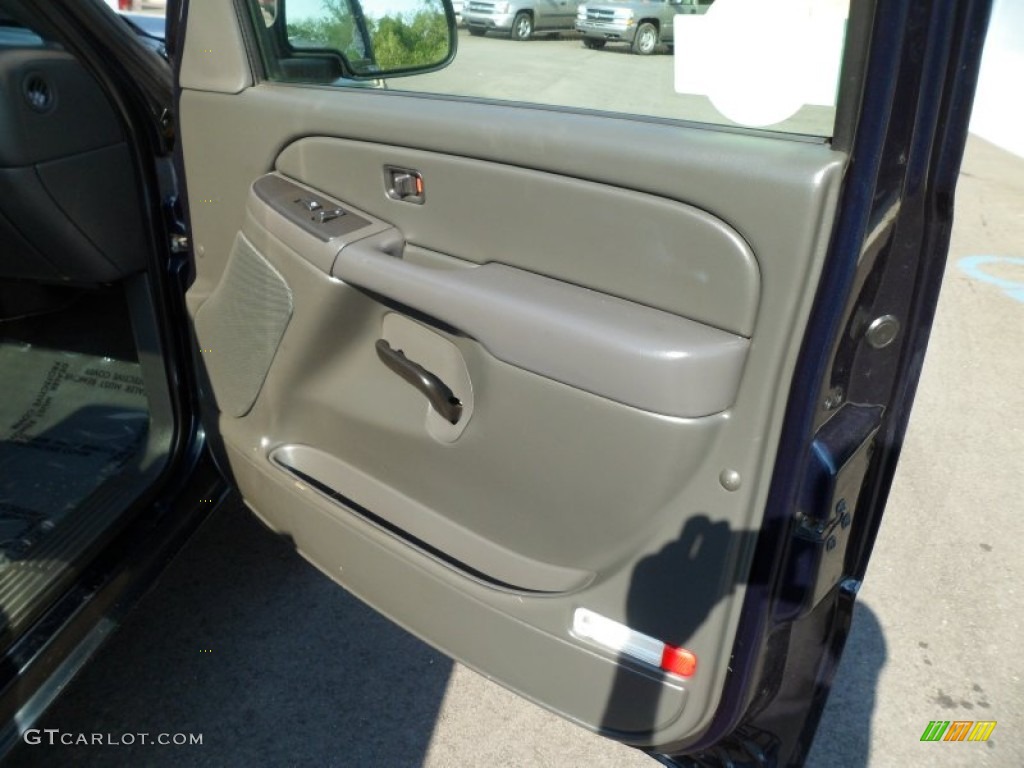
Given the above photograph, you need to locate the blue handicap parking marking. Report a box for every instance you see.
[957,255,1024,303]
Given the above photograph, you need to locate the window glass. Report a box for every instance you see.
[257,0,850,137]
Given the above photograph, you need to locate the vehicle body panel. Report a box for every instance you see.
[463,0,580,36]
[575,0,709,49]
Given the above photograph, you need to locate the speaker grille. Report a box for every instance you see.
[194,234,293,418]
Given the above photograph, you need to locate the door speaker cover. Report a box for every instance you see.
[194,233,293,417]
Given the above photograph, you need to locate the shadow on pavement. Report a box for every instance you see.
[5,499,453,767]
[805,602,886,766]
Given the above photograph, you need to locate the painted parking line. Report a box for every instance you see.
[957,255,1024,303]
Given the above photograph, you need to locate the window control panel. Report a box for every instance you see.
[254,175,372,242]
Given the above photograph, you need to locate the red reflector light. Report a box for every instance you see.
[573,609,698,680]
[119,0,133,9]
[660,645,697,677]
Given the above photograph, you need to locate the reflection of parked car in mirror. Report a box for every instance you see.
[576,0,712,55]
[463,0,582,40]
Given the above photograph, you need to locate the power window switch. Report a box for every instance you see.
[315,208,345,223]
[295,198,323,212]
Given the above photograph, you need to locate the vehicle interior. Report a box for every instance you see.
[172,0,857,755]
[0,0,979,763]
[0,0,861,755]
[0,8,173,650]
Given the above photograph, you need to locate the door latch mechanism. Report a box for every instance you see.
[384,166,425,204]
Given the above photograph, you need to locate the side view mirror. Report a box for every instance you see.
[282,0,457,80]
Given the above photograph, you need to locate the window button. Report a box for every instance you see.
[315,208,345,223]
[295,198,323,212]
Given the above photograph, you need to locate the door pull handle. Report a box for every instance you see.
[376,340,463,424]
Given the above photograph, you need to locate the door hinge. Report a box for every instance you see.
[778,403,883,621]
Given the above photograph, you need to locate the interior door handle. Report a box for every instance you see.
[375,340,463,424]
[335,236,750,418]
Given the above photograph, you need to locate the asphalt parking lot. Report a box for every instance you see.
[410,28,834,134]
[6,22,1023,768]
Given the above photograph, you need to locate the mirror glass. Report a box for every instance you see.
[285,0,454,77]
